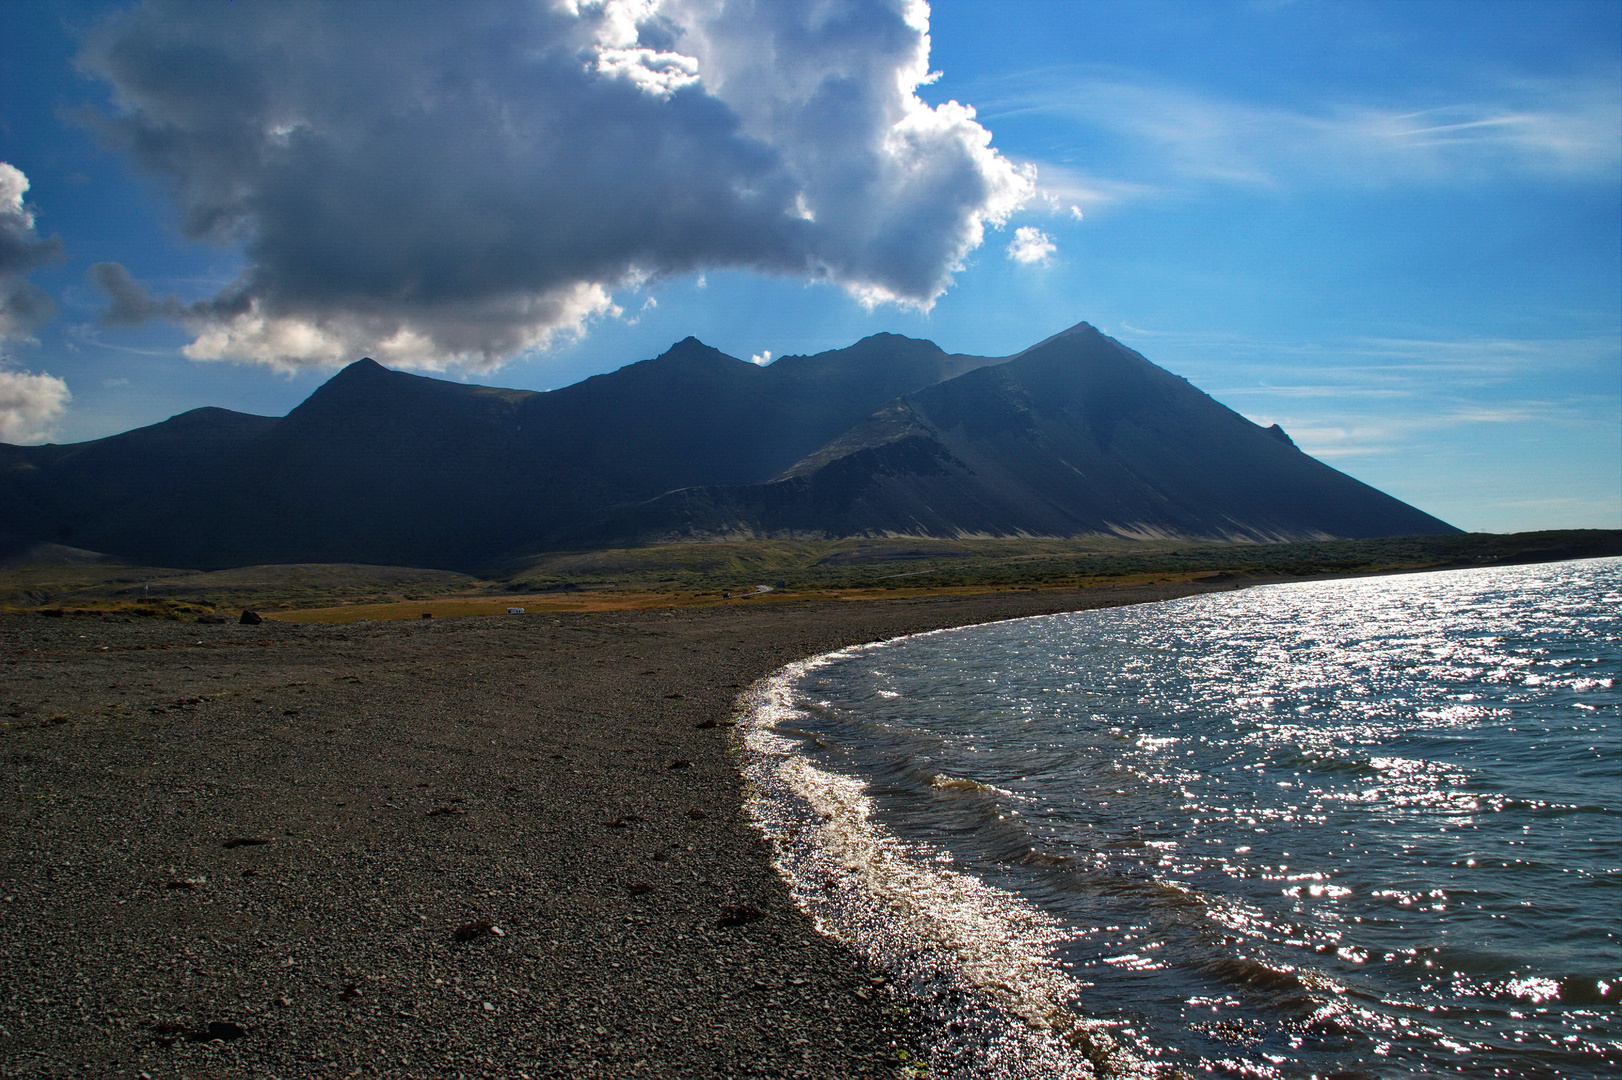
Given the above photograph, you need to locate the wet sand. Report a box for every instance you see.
[0,582,1222,1079]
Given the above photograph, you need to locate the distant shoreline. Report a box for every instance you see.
[4,529,1617,626]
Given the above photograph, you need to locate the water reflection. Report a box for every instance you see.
[777,559,1620,1078]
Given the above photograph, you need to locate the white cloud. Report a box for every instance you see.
[0,367,70,444]
[749,349,772,366]
[0,162,72,443]
[1006,226,1056,265]
[81,0,1032,373]
[0,162,64,344]
[177,285,622,374]
[1028,162,1159,214]
[1104,323,1620,475]
[982,67,1621,191]
[1114,324,1620,387]
[1277,398,1610,461]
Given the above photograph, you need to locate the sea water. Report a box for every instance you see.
[740,559,1620,1079]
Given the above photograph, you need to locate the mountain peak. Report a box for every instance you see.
[311,357,392,392]
[289,355,428,421]
[1044,320,1103,344]
[652,336,738,367]
[338,356,388,376]
[1009,320,1109,361]
[1266,423,1297,448]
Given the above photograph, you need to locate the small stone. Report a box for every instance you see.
[158,1019,246,1043]
[338,984,363,1001]
[627,881,654,896]
[717,903,767,928]
[453,920,496,942]
[668,760,692,770]
[203,1020,247,1042]
[239,610,262,626]
[483,1001,495,1012]
[686,807,708,820]
[222,836,271,849]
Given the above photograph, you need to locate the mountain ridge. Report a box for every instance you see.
[0,321,1458,570]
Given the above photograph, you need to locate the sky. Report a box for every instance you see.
[0,0,1617,534]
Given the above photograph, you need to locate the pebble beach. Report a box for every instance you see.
[0,583,1218,1079]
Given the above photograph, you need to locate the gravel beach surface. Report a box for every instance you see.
[0,583,1219,1079]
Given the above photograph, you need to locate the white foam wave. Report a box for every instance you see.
[736,648,1149,1079]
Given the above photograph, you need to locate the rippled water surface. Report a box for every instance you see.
[760,559,1620,1078]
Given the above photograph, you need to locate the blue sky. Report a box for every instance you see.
[0,0,1617,533]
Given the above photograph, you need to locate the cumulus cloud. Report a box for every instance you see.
[0,162,71,444]
[1006,226,1055,265]
[0,368,71,444]
[0,162,65,343]
[81,0,1031,372]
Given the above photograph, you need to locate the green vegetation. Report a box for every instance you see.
[1,530,1615,621]
[0,561,484,617]
[502,530,1622,595]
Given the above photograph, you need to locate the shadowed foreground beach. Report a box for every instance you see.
[0,583,1222,1079]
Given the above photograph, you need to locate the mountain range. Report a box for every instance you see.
[0,322,1457,571]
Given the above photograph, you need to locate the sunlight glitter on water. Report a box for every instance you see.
[741,559,1621,1079]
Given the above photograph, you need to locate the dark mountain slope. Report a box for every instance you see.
[170,360,544,567]
[586,324,1457,544]
[0,333,1008,569]
[0,407,279,554]
[509,334,998,500]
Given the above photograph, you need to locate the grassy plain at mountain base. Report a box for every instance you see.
[0,530,1615,623]
[504,529,1622,594]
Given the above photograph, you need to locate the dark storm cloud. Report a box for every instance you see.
[81,0,1030,371]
